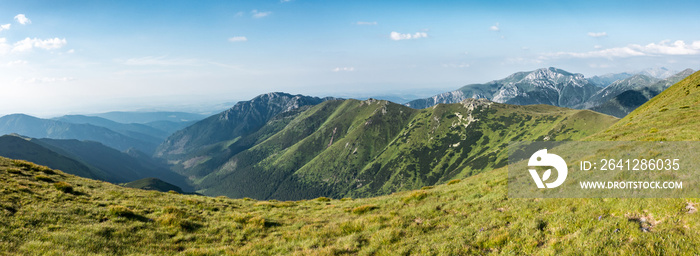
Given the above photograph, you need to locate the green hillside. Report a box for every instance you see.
[589,69,694,118]
[182,98,616,199]
[0,135,108,181]
[591,69,700,141]
[33,138,190,188]
[2,154,699,255]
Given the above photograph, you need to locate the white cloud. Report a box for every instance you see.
[16,77,75,83]
[390,31,428,41]
[0,24,10,32]
[545,40,700,59]
[588,32,607,38]
[0,38,10,55]
[33,38,67,50]
[228,36,248,42]
[6,60,28,66]
[251,10,271,18]
[12,37,67,52]
[356,21,377,25]
[124,56,200,66]
[332,67,354,72]
[14,14,31,25]
[489,22,500,31]
[67,49,75,54]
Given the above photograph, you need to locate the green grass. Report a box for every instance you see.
[2,156,700,255]
[590,69,700,141]
[190,98,617,200]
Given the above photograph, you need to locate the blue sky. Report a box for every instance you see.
[1,0,699,116]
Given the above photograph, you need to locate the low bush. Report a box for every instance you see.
[54,182,73,193]
[402,190,428,203]
[315,197,331,202]
[35,175,53,182]
[108,205,135,218]
[352,204,378,214]
[6,168,22,174]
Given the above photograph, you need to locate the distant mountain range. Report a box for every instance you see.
[89,111,206,124]
[0,111,206,155]
[590,69,694,117]
[405,67,693,118]
[405,67,600,109]
[0,114,160,154]
[0,134,191,189]
[587,67,678,87]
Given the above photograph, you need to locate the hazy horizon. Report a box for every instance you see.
[1,0,700,117]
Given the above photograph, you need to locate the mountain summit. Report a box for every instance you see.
[406,67,599,109]
[155,92,333,159]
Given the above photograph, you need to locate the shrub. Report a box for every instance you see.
[40,168,56,175]
[447,179,461,185]
[108,205,135,218]
[247,216,267,228]
[315,197,331,202]
[17,185,31,193]
[12,160,34,170]
[402,190,429,203]
[232,212,252,224]
[54,182,74,193]
[352,204,378,214]
[167,190,179,194]
[6,168,22,174]
[35,175,53,182]
[421,186,434,190]
[163,206,185,216]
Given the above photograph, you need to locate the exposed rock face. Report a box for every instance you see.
[406,67,599,109]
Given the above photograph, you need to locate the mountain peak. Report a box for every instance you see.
[156,92,330,158]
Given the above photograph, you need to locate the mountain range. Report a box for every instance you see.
[0,114,160,154]
[155,92,617,199]
[0,134,191,189]
[405,67,600,109]
[405,67,693,118]
[590,69,695,117]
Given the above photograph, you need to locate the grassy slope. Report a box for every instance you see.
[1,156,698,255]
[197,99,616,200]
[590,69,700,141]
